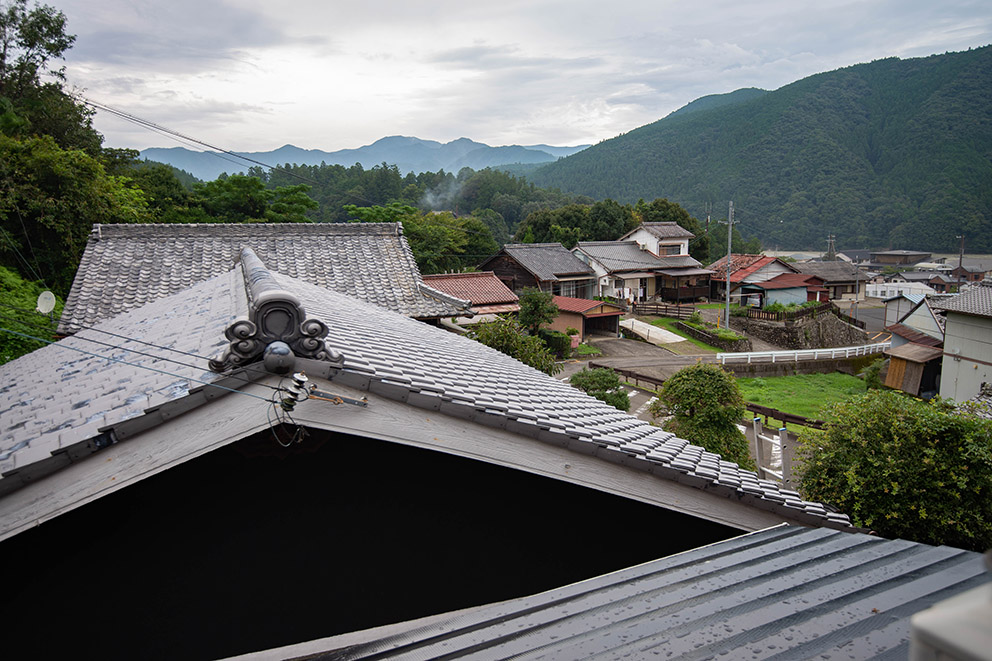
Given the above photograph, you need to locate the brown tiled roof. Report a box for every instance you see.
[421,272,518,307]
[60,223,459,332]
[707,254,790,283]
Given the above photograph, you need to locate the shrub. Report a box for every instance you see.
[569,368,630,412]
[659,363,754,469]
[469,316,562,375]
[538,328,572,358]
[798,390,992,551]
[518,287,558,334]
[565,326,579,336]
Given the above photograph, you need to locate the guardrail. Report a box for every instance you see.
[717,342,890,365]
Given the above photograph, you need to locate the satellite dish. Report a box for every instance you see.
[36,290,56,315]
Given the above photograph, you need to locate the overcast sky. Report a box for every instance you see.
[54,0,991,153]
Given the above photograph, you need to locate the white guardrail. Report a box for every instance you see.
[717,342,890,365]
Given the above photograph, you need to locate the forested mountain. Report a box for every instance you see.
[141,136,589,182]
[530,47,992,252]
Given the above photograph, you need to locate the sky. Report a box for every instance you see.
[53,0,992,153]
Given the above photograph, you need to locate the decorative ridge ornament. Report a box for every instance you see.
[209,248,343,373]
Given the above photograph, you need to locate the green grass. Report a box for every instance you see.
[575,343,602,356]
[645,316,721,353]
[737,372,867,423]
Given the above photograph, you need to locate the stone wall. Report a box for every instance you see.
[675,321,752,352]
[729,312,869,350]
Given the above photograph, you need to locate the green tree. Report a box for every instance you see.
[569,367,630,411]
[0,263,61,363]
[0,134,151,295]
[517,287,558,334]
[192,174,317,223]
[798,390,992,551]
[656,362,754,469]
[468,316,562,376]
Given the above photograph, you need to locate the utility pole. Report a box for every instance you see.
[957,235,965,271]
[725,201,734,328]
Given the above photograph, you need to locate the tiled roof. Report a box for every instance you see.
[493,244,595,282]
[961,383,992,420]
[575,241,701,272]
[421,271,518,307]
[553,295,622,314]
[765,272,826,289]
[1,255,853,530]
[318,525,988,660]
[60,222,459,332]
[634,221,695,240]
[794,260,865,282]
[932,280,992,318]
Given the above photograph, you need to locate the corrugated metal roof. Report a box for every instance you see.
[60,222,458,331]
[886,342,944,363]
[311,525,989,660]
[707,254,790,283]
[553,295,623,314]
[421,272,519,306]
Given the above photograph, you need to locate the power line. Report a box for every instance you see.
[0,325,273,402]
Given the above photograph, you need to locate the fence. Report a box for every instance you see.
[717,342,890,365]
[829,303,867,329]
[746,403,824,430]
[744,417,799,487]
[587,363,666,390]
[630,302,695,319]
[745,302,831,322]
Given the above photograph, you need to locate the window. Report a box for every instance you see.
[661,245,682,255]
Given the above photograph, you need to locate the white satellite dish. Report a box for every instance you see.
[36,290,56,314]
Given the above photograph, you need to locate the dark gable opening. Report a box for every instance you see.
[0,429,738,660]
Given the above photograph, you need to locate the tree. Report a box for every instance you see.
[0,263,61,363]
[0,0,101,153]
[192,174,317,223]
[517,287,558,334]
[0,134,151,295]
[569,367,630,411]
[656,362,754,469]
[468,316,562,376]
[798,390,992,551]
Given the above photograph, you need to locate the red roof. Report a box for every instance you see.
[422,271,518,306]
[758,273,828,291]
[707,254,785,283]
[553,295,624,315]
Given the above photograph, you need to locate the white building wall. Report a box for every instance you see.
[939,312,992,402]
[868,282,936,299]
[625,228,689,256]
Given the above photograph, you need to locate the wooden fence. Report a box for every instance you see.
[829,304,867,329]
[745,301,831,322]
[746,403,824,430]
[630,302,695,319]
[587,363,666,389]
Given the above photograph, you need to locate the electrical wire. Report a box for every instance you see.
[0,326,273,403]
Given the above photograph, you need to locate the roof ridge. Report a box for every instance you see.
[90,222,402,239]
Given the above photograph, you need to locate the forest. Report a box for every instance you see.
[530,46,992,253]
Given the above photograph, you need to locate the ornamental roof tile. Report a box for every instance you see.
[1,253,853,531]
[60,222,459,333]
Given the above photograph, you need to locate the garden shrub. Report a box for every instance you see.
[569,368,630,412]
[798,390,992,551]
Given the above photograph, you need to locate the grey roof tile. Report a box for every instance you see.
[60,222,457,333]
[932,280,992,318]
[3,256,855,528]
[494,243,595,281]
[575,240,702,272]
[637,221,695,239]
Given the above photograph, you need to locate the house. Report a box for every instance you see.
[574,240,710,304]
[420,271,520,322]
[738,272,828,308]
[933,280,992,402]
[950,257,992,284]
[0,248,984,659]
[885,295,945,347]
[836,248,872,264]
[59,222,466,331]
[478,243,596,297]
[706,254,799,303]
[619,221,693,256]
[547,295,624,340]
[793,261,867,301]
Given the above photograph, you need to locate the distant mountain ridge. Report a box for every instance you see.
[529,46,992,252]
[141,136,590,182]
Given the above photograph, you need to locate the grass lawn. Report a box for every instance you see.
[737,372,867,423]
[645,316,721,353]
[575,343,601,356]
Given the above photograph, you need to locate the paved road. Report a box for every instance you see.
[555,360,661,424]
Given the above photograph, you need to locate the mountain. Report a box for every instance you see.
[529,47,992,252]
[140,136,589,182]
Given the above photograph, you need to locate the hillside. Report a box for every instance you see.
[530,47,992,252]
[141,136,589,182]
